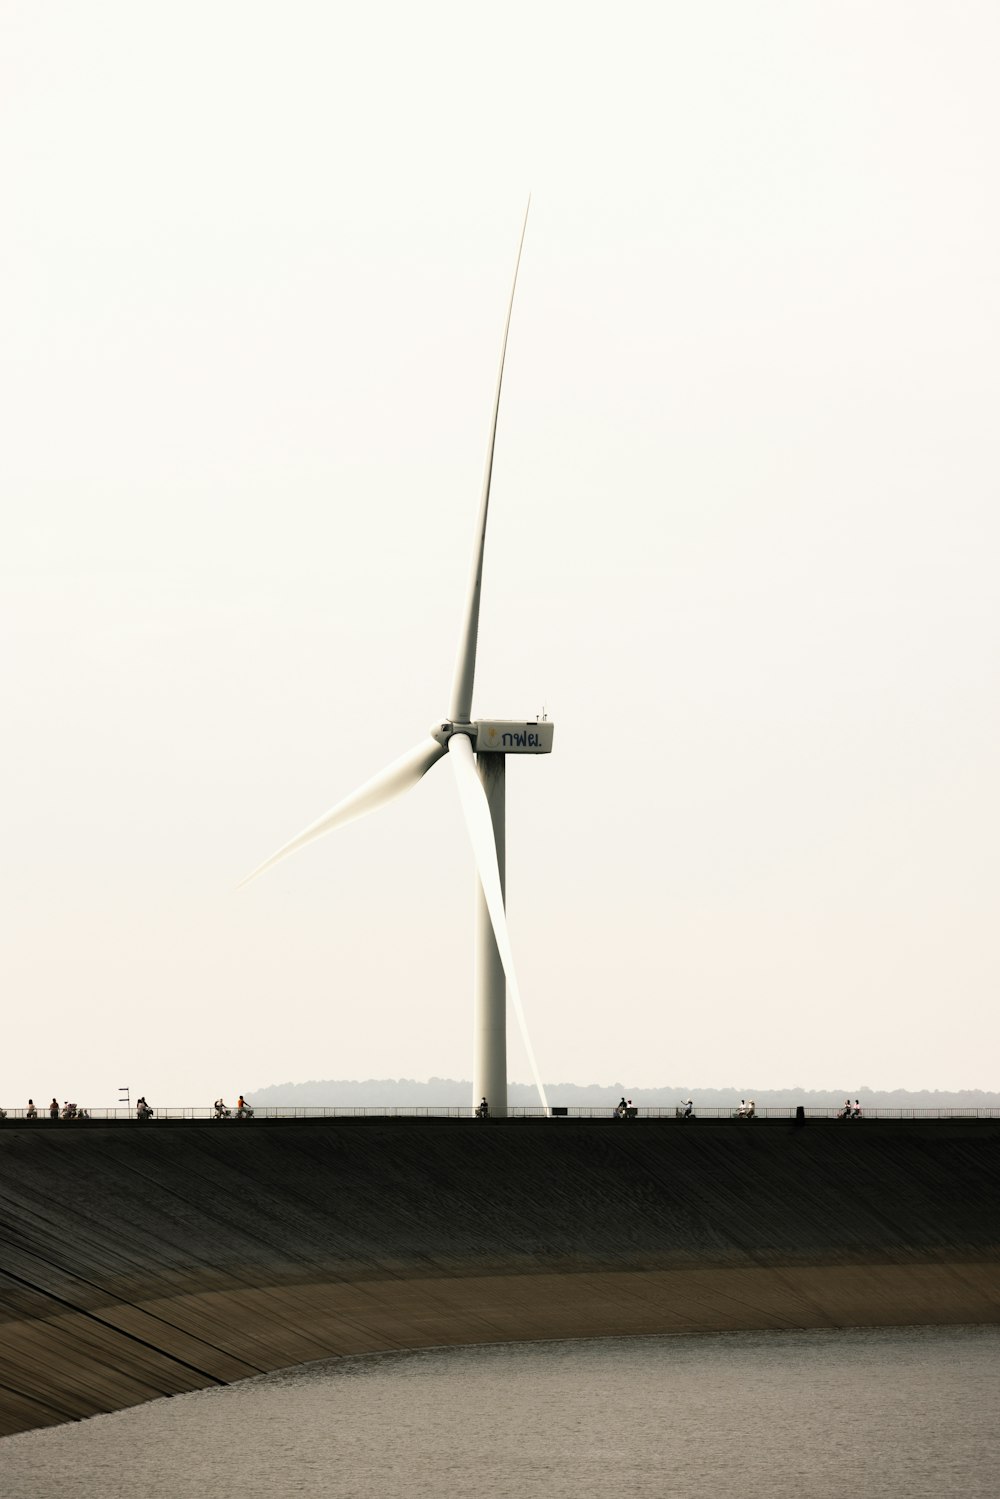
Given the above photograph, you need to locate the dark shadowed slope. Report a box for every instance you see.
[1,1117,999,1435]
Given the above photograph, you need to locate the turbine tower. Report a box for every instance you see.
[243,207,552,1118]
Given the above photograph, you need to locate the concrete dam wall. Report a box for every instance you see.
[1,1117,999,1436]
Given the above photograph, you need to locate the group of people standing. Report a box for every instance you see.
[19,1098,90,1120]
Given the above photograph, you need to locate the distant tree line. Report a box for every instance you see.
[250,1077,1000,1109]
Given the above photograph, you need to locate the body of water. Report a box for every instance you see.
[2,1325,997,1497]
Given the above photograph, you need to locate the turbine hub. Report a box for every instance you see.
[430,720,475,748]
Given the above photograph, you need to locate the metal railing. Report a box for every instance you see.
[1,1105,999,1122]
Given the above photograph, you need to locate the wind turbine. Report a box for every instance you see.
[243,208,553,1118]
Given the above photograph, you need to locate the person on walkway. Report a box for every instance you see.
[49,1098,59,1120]
[683,1098,694,1119]
[26,1099,37,1119]
[475,1097,489,1119]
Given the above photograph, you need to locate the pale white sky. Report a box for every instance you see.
[2,1,998,1104]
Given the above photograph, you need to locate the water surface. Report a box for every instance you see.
[2,1325,996,1498]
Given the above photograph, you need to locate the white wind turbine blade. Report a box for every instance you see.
[240,737,446,886]
[449,199,530,724]
[447,732,550,1113]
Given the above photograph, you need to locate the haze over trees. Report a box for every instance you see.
[251,1078,1000,1110]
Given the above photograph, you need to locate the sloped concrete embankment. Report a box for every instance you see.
[1,1118,998,1436]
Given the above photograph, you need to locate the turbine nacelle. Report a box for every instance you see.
[430,720,555,754]
[473,720,555,755]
